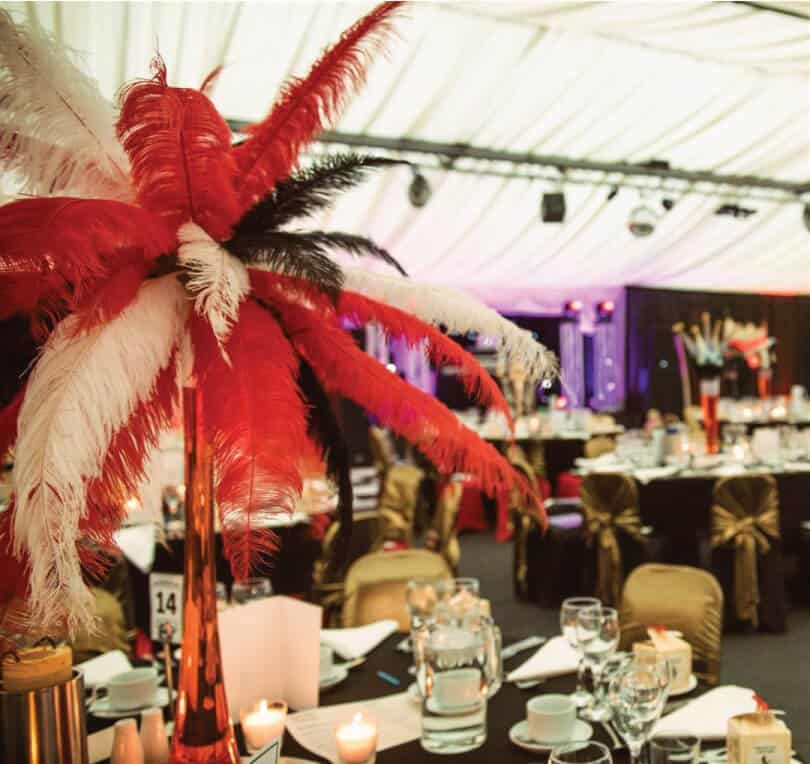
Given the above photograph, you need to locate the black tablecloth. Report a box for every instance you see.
[89,632,722,763]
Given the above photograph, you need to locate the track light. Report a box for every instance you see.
[628,200,659,238]
[715,204,756,219]
[596,300,615,324]
[562,300,583,322]
[408,170,431,208]
[541,191,566,223]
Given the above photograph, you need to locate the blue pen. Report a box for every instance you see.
[376,670,401,687]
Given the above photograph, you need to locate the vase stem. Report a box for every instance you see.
[700,377,721,456]
[169,386,239,764]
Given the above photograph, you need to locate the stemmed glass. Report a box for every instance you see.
[560,596,600,707]
[650,737,701,764]
[550,741,613,764]
[434,577,481,626]
[609,662,670,764]
[576,605,619,722]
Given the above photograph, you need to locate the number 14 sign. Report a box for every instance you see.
[149,573,183,644]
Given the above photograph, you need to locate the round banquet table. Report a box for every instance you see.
[88,633,725,764]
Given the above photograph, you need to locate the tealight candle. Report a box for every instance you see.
[335,712,378,764]
[240,700,287,753]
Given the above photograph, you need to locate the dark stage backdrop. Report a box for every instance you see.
[625,286,810,417]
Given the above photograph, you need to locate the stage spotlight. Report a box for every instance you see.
[803,203,810,232]
[408,170,431,208]
[596,300,615,323]
[541,191,566,223]
[562,299,583,321]
[628,202,659,237]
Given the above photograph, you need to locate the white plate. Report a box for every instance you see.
[669,674,698,697]
[89,687,174,719]
[509,719,593,753]
[319,665,349,690]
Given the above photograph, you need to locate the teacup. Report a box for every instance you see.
[433,668,481,709]
[526,694,576,742]
[319,644,334,679]
[103,667,159,710]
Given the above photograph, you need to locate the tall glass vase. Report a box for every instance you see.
[169,386,239,764]
[757,368,772,400]
[700,376,721,456]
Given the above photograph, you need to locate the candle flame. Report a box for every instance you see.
[352,712,363,725]
[259,699,268,714]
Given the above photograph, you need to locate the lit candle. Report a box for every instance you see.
[240,699,287,752]
[335,712,378,764]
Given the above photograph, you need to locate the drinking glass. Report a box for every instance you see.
[231,577,273,604]
[406,578,441,631]
[415,619,494,754]
[560,596,600,707]
[550,741,612,764]
[576,605,619,722]
[650,736,701,764]
[434,578,481,626]
[608,664,669,764]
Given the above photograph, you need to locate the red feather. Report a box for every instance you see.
[192,303,308,579]
[0,196,172,337]
[339,290,514,429]
[0,501,29,606]
[233,2,403,214]
[0,383,25,458]
[72,261,148,334]
[253,278,541,515]
[80,349,179,569]
[117,56,239,241]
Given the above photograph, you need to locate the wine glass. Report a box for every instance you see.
[434,577,480,626]
[609,663,669,764]
[560,596,600,707]
[576,605,619,722]
[650,736,701,764]
[231,577,273,604]
[550,741,612,764]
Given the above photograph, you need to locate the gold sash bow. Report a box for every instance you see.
[711,484,779,628]
[581,475,643,605]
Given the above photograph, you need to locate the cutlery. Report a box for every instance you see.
[600,719,623,749]
[501,636,547,660]
[339,657,366,670]
[514,678,547,690]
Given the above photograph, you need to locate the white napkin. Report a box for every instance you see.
[712,464,747,477]
[506,635,579,682]
[634,466,680,484]
[785,461,810,472]
[320,619,399,660]
[653,685,757,739]
[575,454,618,469]
[114,523,156,574]
[77,649,132,688]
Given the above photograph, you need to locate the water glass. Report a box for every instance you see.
[576,605,619,722]
[434,578,481,626]
[406,578,441,631]
[231,577,273,604]
[650,736,701,764]
[415,620,494,754]
[550,741,613,764]
[560,596,600,707]
[609,664,669,764]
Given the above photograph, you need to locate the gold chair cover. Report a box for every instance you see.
[513,508,545,598]
[71,588,131,663]
[620,563,723,685]
[425,481,463,573]
[341,550,452,631]
[376,463,424,546]
[368,426,396,477]
[581,473,643,605]
[584,436,616,459]
[710,474,780,628]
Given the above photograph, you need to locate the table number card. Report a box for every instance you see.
[149,572,183,643]
[247,738,281,764]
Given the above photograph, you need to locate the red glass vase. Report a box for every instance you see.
[757,369,772,400]
[169,386,239,764]
[700,377,721,456]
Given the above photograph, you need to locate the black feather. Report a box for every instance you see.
[297,359,353,574]
[236,154,405,234]
[304,231,408,277]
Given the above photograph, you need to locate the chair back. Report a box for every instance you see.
[711,474,781,629]
[580,472,644,605]
[426,481,464,573]
[620,563,723,685]
[584,436,616,459]
[341,550,452,630]
[376,464,424,546]
[368,426,396,476]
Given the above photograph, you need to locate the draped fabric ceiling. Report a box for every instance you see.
[4,1,810,302]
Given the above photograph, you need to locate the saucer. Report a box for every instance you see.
[89,687,174,719]
[425,697,483,717]
[509,719,593,752]
[319,665,348,691]
[669,674,698,697]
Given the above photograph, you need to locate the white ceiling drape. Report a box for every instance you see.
[3,1,809,293]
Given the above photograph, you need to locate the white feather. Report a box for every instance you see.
[0,10,133,200]
[178,222,250,357]
[13,275,186,635]
[342,268,558,381]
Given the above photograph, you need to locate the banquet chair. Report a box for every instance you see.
[619,563,723,686]
[584,435,616,459]
[368,426,396,479]
[376,463,424,548]
[424,480,463,573]
[580,472,648,606]
[710,474,786,632]
[341,550,452,630]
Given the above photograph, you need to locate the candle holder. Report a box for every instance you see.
[239,700,287,754]
[335,712,378,764]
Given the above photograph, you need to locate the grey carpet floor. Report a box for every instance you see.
[456,531,810,757]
